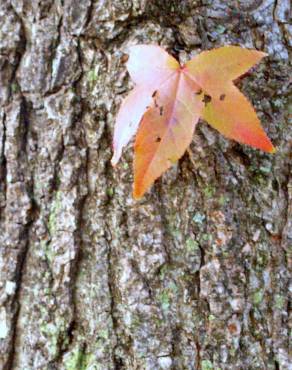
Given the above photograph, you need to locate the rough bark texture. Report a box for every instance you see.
[0,0,291,369]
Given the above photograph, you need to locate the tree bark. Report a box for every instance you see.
[0,0,291,369]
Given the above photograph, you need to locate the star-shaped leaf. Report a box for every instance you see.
[112,45,275,199]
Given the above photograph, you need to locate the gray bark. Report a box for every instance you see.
[0,0,291,369]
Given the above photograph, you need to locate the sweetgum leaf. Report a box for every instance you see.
[111,85,153,166]
[185,46,275,153]
[111,45,179,166]
[112,45,275,199]
[134,71,203,199]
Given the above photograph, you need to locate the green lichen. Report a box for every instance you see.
[255,250,269,268]
[159,264,169,279]
[48,191,62,234]
[218,194,228,206]
[201,233,212,242]
[98,329,109,340]
[40,317,70,358]
[168,281,178,294]
[229,347,237,357]
[65,348,80,370]
[252,290,264,305]
[158,291,170,311]
[40,322,60,357]
[158,282,178,312]
[40,240,54,263]
[170,228,182,238]
[34,179,43,192]
[11,82,20,93]
[202,359,214,370]
[275,294,285,310]
[87,67,99,82]
[106,188,114,197]
[203,185,216,198]
[65,346,98,370]
[186,238,199,252]
[131,313,142,328]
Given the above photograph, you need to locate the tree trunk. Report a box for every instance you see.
[0,0,291,369]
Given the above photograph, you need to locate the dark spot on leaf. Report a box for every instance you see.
[202,94,212,105]
[159,106,164,116]
[152,90,158,98]
[154,99,159,108]
[121,53,129,63]
[220,94,226,101]
[195,89,202,95]
[156,137,161,142]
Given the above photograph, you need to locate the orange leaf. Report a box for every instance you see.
[134,73,203,199]
[185,46,275,153]
[112,45,275,199]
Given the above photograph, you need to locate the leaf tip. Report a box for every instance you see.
[111,144,123,166]
[263,137,276,154]
[133,179,148,200]
[111,154,119,167]
[133,189,143,200]
[258,51,269,60]
[262,140,276,154]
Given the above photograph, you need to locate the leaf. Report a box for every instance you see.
[111,45,179,166]
[134,72,203,199]
[112,45,275,199]
[111,85,154,166]
[185,46,275,153]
